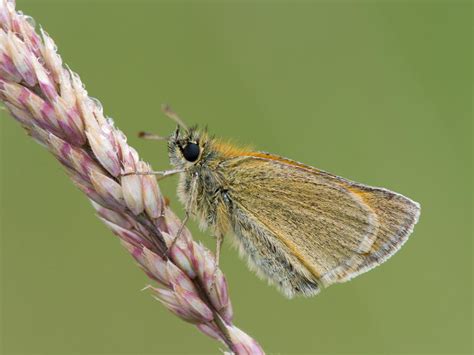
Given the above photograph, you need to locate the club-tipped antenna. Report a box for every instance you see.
[138,131,168,141]
[161,104,189,131]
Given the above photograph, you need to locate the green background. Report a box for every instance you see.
[1,1,472,354]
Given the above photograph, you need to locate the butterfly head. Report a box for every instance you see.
[167,126,211,170]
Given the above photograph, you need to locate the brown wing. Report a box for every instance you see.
[222,155,420,287]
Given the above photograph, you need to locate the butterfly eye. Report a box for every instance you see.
[182,142,200,162]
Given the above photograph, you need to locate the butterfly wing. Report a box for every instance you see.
[221,154,420,295]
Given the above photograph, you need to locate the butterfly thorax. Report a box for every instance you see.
[167,127,234,236]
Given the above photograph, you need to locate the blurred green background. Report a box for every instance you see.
[1,1,472,354]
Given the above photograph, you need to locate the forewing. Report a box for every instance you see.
[222,155,419,287]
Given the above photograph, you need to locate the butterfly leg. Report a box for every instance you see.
[210,232,224,292]
[121,168,183,181]
[167,183,196,256]
[166,210,190,254]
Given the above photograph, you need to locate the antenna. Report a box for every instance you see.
[138,104,189,141]
[161,104,189,131]
[137,131,168,141]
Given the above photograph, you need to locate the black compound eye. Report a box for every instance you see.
[182,142,200,162]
